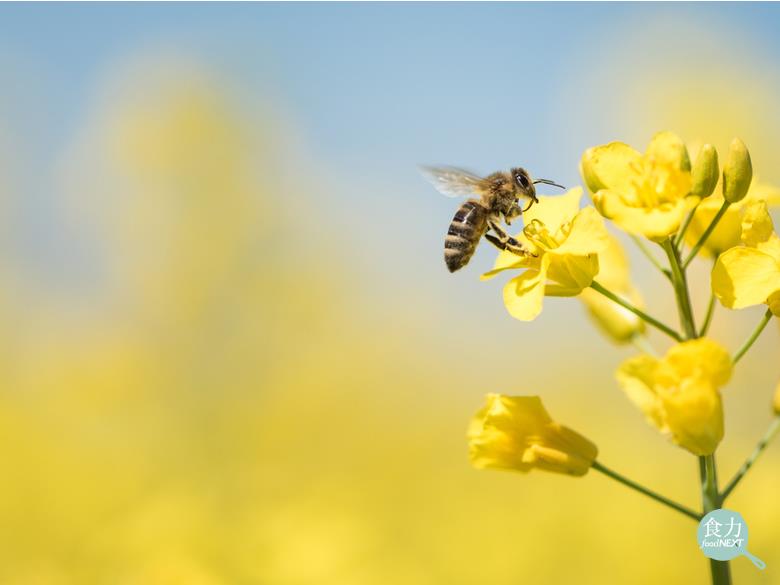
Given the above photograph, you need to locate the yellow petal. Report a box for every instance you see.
[615,355,666,432]
[592,232,631,290]
[482,242,538,281]
[660,378,723,456]
[645,130,691,171]
[551,206,611,255]
[468,395,597,476]
[580,142,642,194]
[665,338,732,387]
[741,200,780,259]
[523,187,583,232]
[593,190,692,241]
[546,254,599,294]
[712,247,780,309]
[502,256,550,321]
[684,196,743,257]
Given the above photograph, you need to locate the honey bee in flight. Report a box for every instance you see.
[421,166,565,272]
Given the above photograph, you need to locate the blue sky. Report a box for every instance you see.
[2,2,780,348]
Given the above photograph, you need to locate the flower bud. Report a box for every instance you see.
[690,144,719,198]
[722,138,753,203]
[581,287,646,344]
[579,148,607,193]
[774,380,780,415]
[468,394,598,476]
[768,291,780,317]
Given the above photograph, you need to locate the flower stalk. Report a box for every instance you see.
[732,308,773,364]
[700,455,732,585]
[630,234,672,280]
[699,293,716,337]
[661,239,697,339]
[593,461,700,520]
[722,416,780,500]
[683,200,731,269]
[589,280,682,341]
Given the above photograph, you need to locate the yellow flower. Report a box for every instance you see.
[581,131,696,241]
[481,187,610,321]
[468,394,598,476]
[579,232,646,344]
[684,180,780,258]
[774,381,780,415]
[616,339,732,456]
[712,200,780,312]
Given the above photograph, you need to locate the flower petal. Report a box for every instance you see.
[712,247,780,309]
[546,254,599,294]
[523,187,583,232]
[481,245,538,281]
[660,379,723,456]
[615,355,666,432]
[741,200,780,259]
[593,190,692,241]
[502,256,550,321]
[645,130,691,171]
[552,206,611,255]
[592,232,631,290]
[684,196,743,257]
[664,338,732,387]
[581,142,642,193]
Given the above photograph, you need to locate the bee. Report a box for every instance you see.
[421,165,565,272]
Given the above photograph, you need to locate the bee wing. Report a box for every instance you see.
[420,165,484,198]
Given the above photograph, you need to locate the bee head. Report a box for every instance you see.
[513,168,566,211]
[510,167,537,212]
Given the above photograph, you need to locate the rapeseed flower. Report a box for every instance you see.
[581,131,695,241]
[616,338,732,456]
[481,187,610,321]
[682,181,780,259]
[712,200,780,314]
[468,394,598,476]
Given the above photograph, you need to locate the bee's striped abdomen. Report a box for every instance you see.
[444,200,488,272]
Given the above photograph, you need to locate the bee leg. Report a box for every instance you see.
[487,220,533,257]
[484,233,508,251]
[503,204,522,226]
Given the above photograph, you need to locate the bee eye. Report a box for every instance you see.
[515,174,529,188]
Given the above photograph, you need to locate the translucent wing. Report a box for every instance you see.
[420,165,484,198]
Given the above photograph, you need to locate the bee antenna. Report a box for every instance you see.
[533,178,566,190]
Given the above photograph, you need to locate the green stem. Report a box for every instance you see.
[722,416,780,501]
[674,203,700,248]
[630,234,672,281]
[593,461,700,521]
[699,455,731,585]
[683,201,731,269]
[699,293,716,337]
[732,308,773,364]
[589,281,682,342]
[631,334,658,357]
[661,239,698,339]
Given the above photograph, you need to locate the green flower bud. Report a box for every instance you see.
[722,138,752,203]
[690,144,719,198]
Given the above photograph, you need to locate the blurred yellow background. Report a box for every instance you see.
[0,4,778,584]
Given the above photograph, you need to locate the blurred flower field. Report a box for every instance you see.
[0,4,779,585]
